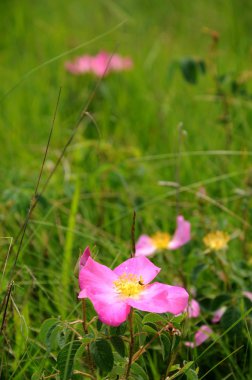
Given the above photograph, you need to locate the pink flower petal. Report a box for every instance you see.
[128,283,189,315]
[65,56,92,74]
[135,235,157,257]
[185,325,213,348]
[91,298,131,326]
[243,291,252,302]
[78,257,117,297]
[211,306,227,323]
[168,215,191,250]
[188,299,200,318]
[113,256,160,284]
[79,246,91,271]
[65,51,133,77]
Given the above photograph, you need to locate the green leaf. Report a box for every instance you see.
[81,333,95,346]
[160,333,171,361]
[142,324,158,334]
[96,319,103,331]
[180,58,198,84]
[130,362,149,380]
[142,313,167,325]
[170,312,186,325]
[186,368,199,380]
[39,318,61,350]
[110,322,127,336]
[90,339,114,373]
[57,340,81,380]
[111,335,125,357]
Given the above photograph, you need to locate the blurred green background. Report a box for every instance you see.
[1,1,252,378]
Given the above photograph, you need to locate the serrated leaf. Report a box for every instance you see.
[160,333,171,361]
[57,340,81,380]
[39,318,61,350]
[142,313,167,325]
[130,362,149,380]
[90,339,114,373]
[111,336,125,357]
[142,324,158,334]
[170,313,186,325]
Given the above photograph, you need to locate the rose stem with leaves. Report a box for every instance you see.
[125,211,137,379]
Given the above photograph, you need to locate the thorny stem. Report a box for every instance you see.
[81,299,95,377]
[132,325,167,363]
[82,299,88,334]
[125,309,134,379]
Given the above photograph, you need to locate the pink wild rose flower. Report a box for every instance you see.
[135,215,191,257]
[185,325,213,348]
[211,306,227,324]
[78,255,189,326]
[243,291,252,302]
[187,299,200,318]
[65,51,133,77]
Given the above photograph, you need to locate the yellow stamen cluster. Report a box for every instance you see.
[113,273,144,298]
[203,231,230,251]
[151,232,171,249]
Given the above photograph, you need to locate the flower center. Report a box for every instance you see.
[151,232,171,249]
[203,231,230,251]
[113,273,144,298]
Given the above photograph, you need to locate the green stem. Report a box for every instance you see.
[81,299,95,377]
[125,309,134,379]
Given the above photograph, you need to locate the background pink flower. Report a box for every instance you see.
[243,291,252,302]
[135,215,191,257]
[185,325,213,348]
[78,256,189,326]
[65,51,133,77]
[211,306,227,323]
[187,299,200,318]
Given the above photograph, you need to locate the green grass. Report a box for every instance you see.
[1,0,252,379]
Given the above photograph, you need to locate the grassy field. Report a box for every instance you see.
[1,1,252,379]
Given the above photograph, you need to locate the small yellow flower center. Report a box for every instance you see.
[151,232,171,249]
[113,273,144,299]
[203,231,230,251]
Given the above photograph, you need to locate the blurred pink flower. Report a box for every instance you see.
[243,291,252,302]
[211,306,227,324]
[187,299,200,318]
[65,51,133,77]
[135,215,191,257]
[78,255,189,326]
[185,325,213,348]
